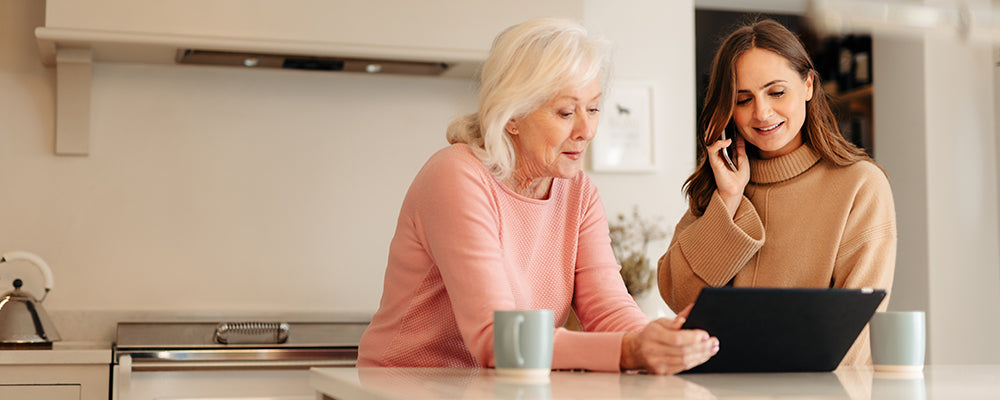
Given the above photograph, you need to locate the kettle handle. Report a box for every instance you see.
[1,251,55,295]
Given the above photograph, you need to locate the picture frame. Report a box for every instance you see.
[590,81,656,172]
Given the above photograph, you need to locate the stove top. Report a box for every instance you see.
[115,321,367,349]
[113,321,368,367]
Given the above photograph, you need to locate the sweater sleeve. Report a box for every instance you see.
[831,164,897,366]
[657,191,766,312]
[557,183,650,371]
[831,166,896,295]
[412,152,517,369]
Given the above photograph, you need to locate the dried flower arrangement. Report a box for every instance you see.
[609,206,668,297]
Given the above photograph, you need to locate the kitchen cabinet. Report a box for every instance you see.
[0,384,80,400]
[35,0,584,155]
[40,0,583,64]
[0,364,106,400]
[0,342,112,400]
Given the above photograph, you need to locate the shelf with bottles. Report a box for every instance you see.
[815,33,875,157]
[825,82,873,158]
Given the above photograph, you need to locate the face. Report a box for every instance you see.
[507,78,601,181]
[732,47,814,159]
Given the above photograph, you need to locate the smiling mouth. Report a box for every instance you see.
[755,121,784,134]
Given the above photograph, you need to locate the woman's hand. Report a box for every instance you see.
[706,135,750,219]
[620,305,719,375]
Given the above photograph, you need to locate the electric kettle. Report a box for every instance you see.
[0,251,61,344]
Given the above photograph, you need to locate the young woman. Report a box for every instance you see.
[657,19,896,366]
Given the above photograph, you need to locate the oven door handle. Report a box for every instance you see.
[116,354,132,400]
[128,359,357,370]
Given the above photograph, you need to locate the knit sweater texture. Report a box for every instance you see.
[657,143,896,366]
[358,143,649,372]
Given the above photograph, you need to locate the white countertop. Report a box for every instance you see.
[0,341,111,365]
[310,365,1000,399]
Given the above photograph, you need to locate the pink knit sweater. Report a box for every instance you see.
[358,144,649,372]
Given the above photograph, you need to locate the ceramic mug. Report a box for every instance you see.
[870,311,926,372]
[494,309,554,380]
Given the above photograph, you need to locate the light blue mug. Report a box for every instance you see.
[870,311,925,372]
[494,309,554,380]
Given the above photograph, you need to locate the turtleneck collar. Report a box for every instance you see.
[748,143,822,185]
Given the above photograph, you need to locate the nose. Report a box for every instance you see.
[574,110,597,141]
[753,99,773,122]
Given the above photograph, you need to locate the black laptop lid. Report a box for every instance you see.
[680,287,886,373]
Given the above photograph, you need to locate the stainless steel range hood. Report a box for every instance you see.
[175,49,452,76]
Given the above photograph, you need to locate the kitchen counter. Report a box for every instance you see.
[310,365,1000,399]
[0,341,111,400]
[0,341,111,365]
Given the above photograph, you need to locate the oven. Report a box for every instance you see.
[112,321,367,400]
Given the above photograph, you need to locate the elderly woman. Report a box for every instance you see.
[357,17,718,374]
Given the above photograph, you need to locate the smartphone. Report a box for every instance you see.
[719,125,738,171]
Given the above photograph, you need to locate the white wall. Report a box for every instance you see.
[871,35,931,332]
[584,0,696,317]
[1,0,695,338]
[923,34,1000,364]
[874,31,1000,363]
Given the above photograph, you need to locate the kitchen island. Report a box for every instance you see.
[310,365,1000,399]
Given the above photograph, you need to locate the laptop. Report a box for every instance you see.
[680,287,886,373]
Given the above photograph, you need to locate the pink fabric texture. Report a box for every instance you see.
[358,144,648,372]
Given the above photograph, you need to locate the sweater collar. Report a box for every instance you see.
[748,143,821,184]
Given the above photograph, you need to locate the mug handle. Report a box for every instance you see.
[511,314,525,367]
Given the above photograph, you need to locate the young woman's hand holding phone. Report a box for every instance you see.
[707,129,750,219]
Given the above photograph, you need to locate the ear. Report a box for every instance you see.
[804,73,815,102]
[505,119,519,135]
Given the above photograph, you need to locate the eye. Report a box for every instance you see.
[736,97,751,106]
[588,107,600,114]
[769,90,785,98]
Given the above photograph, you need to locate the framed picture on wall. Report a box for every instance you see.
[590,81,656,172]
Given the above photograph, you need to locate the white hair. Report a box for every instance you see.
[446,17,612,180]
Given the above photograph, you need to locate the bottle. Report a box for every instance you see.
[853,35,872,86]
[837,35,856,92]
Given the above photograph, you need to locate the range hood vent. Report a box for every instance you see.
[176,49,452,76]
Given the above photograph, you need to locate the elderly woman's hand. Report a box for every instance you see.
[619,305,719,375]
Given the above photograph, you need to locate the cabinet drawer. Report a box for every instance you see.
[0,384,81,400]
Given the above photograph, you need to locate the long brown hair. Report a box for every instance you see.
[684,19,880,216]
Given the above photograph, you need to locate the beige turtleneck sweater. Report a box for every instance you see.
[657,143,896,366]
